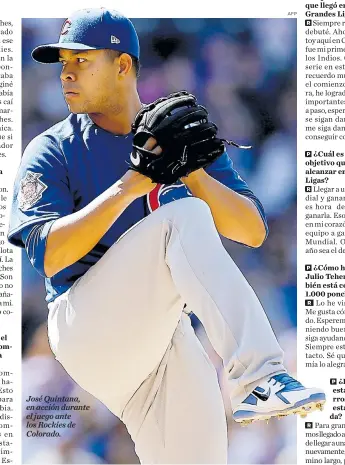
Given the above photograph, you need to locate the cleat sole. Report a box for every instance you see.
[235,396,326,425]
[240,419,254,427]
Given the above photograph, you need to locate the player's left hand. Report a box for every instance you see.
[129,91,251,185]
[142,137,162,155]
[142,137,205,184]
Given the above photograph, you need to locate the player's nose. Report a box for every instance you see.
[60,66,77,82]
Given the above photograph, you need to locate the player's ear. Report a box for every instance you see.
[118,53,133,77]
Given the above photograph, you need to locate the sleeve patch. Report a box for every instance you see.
[18,171,48,211]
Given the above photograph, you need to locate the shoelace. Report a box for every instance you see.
[269,373,304,390]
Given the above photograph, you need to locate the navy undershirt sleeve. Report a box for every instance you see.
[21,220,57,278]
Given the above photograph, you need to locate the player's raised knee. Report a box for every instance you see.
[175,196,211,214]
[155,197,212,231]
[165,197,213,229]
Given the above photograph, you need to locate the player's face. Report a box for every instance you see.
[59,49,123,114]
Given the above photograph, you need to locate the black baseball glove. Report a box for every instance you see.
[129,90,251,184]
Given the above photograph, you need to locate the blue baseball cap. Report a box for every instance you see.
[32,7,140,63]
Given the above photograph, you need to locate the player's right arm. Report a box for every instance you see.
[8,135,156,278]
[44,169,155,277]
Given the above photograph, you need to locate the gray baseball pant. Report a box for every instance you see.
[47,197,286,464]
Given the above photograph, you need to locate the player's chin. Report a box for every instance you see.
[66,102,88,114]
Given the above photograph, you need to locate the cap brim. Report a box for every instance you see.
[31,43,98,63]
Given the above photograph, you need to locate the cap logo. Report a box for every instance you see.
[111,35,121,44]
[60,19,72,36]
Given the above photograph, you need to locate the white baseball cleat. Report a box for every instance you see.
[233,373,326,426]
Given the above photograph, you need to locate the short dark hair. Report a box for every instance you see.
[105,49,141,79]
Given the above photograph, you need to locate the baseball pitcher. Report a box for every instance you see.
[9,9,325,464]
